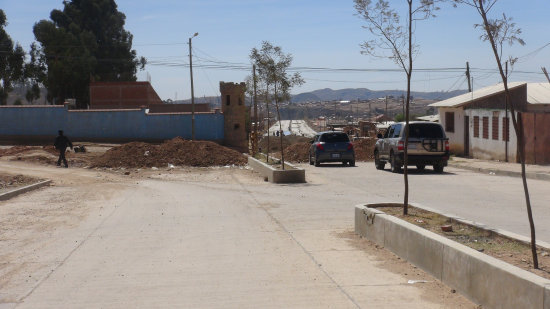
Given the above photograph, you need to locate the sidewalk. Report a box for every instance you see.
[448,157,550,181]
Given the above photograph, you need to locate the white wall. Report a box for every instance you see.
[465,109,517,162]
[439,107,465,155]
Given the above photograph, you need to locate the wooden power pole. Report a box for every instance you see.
[542,67,550,84]
[466,62,472,92]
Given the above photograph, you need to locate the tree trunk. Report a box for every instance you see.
[477,0,538,269]
[275,83,285,170]
[403,0,413,216]
[266,85,270,163]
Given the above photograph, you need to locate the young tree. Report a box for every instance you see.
[453,0,538,269]
[0,9,25,105]
[249,41,304,169]
[31,0,146,108]
[354,0,441,215]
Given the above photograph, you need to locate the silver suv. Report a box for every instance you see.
[374,121,449,173]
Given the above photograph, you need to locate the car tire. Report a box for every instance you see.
[309,152,314,165]
[314,156,320,167]
[342,161,347,166]
[374,150,385,170]
[416,164,426,171]
[433,163,444,173]
[390,152,401,173]
[349,160,355,167]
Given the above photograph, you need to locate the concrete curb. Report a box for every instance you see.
[247,155,306,183]
[355,203,550,309]
[448,162,550,182]
[0,180,52,201]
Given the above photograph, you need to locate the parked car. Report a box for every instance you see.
[309,131,355,167]
[374,121,449,173]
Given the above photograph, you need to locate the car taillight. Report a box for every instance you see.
[398,141,404,151]
[347,143,354,151]
[445,140,449,151]
[316,143,324,151]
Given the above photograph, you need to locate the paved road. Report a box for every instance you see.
[299,161,550,244]
[0,162,472,308]
[267,120,316,137]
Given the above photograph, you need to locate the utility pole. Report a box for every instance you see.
[385,96,388,117]
[188,32,198,140]
[466,62,472,92]
[542,67,550,84]
[253,65,258,155]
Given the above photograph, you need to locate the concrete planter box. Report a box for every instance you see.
[355,203,550,309]
[248,155,305,183]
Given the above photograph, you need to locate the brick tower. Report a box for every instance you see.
[220,81,247,153]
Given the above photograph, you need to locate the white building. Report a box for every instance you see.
[429,82,550,164]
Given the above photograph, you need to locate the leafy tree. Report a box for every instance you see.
[31,0,146,108]
[249,41,304,168]
[453,0,538,269]
[354,0,442,215]
[0,9,25,105]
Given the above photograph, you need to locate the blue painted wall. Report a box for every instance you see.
[0,105,224,142]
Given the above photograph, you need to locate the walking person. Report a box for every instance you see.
[54,130,73,168]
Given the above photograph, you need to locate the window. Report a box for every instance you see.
[226,95,230,106]
[445,112,455,133]
[392,124,402,137]
[234,123,240,130]
[502,117,509,141]
[482,117,489,139]
[492,117,499,140]
[473,116,479,138]
[320,132,350,143]
[409,123,445,138]
[387,126,395,138]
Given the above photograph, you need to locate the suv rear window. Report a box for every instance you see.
[320,133,350,143]
[409,123,444,138]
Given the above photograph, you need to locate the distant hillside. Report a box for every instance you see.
[290,88,467,103]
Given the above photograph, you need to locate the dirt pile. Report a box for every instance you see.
[258,136,311,153]
[0,146,36,157]
[90,137,247,168]
[0,174,42,190]
[283,142,311,163]
[353,138,376,161]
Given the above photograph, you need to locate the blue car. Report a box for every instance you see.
[309,131,355,167]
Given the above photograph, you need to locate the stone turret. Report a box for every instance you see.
[220,82,247,153]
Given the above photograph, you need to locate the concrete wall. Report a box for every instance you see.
[0,104,224,142]
[355,204,550,309]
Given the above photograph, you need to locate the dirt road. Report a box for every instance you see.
[0,160,474,308]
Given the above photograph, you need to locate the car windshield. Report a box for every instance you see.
[320,133,349,143]
[409,123,444,138]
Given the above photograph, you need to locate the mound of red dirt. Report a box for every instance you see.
[353,138,376,161]
[283,142,311,163]
[0,146,36,157]
[90,137,247,168]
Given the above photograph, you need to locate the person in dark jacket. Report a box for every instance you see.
[54,130,73,168]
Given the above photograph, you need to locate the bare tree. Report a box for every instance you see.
[250,41,304,169]
[453,0,538,269]
[354,0,441,215]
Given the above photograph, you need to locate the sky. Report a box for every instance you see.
[1,0,549,101]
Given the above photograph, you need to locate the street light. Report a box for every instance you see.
[189,32,198,140]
